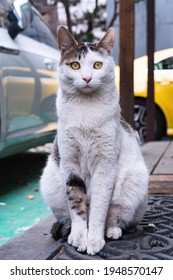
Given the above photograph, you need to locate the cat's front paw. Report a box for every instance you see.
[87,238,105,255]
[68,229,87,252]
[106,226,122,239]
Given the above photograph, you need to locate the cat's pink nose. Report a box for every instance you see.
[83,77,92,84]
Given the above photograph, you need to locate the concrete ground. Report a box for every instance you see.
[0,140,173,259]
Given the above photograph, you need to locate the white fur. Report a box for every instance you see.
[40,39,148,255]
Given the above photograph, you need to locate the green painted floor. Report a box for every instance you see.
[0,151,51,246]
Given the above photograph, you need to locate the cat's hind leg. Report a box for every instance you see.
[105,204,123,239]
[106,226,122,239]
[106,169,148,240]
[51,219,71,240]
[40,153,70,240]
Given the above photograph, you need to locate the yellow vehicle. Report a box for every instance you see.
[116,48,173,143]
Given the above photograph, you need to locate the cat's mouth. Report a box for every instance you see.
[81,85,95,93]
[74,84,94,93]
[83,85,92,89]
[74,81,98,93]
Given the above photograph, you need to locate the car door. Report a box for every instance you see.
[0,27,21,152]
[154,56,173,132]
[0,9,59,154]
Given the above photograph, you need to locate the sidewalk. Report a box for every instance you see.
[141,141,173,194]
[0,141,173,260]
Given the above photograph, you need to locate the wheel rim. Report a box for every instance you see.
[134,104,147,143]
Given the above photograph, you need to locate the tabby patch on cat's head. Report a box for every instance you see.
[57,26,115,64]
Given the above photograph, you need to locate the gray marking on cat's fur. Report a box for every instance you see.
[60,43,96,63]
[120,117,134,133]
[51,137,60,166]
[66,174,87,220]
[66,174,86,194]
[51,220,71,240]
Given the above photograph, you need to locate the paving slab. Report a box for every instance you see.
[141,141,170,174]
[153,142,173,174]
[141,141,173,194]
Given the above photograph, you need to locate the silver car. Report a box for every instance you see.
[0,0,59,158]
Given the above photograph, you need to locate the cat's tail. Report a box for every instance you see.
[51,220,71,241]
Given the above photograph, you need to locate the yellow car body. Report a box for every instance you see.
[115,48,173,140]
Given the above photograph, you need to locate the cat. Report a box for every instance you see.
[40,26,148,256]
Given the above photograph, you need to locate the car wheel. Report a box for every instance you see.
[134,99,166,143]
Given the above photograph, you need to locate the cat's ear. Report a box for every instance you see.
[97,28,115,54]
[57,26,78,52]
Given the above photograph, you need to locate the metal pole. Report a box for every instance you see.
[147,0,155,141]
[119,0,134,127]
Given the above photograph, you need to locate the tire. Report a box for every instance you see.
[134,99,166,143]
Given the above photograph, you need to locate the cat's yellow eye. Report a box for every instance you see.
[93,61,103,69]
[70,61,80,70]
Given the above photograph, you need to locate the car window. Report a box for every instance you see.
[21,10,58,50]
[0,1,58,50]
[155,56,173,70]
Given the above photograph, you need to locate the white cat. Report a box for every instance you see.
[40,26,148,255]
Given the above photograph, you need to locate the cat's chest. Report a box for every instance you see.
[69,127,94,186]
[66,126,99,163]
[69,126,98,153]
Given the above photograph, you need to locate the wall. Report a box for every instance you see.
[107,0,173,64]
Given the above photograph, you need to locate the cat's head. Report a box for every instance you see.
[57,27,115,95]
